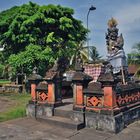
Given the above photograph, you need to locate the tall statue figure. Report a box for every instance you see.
[105,18,127,74]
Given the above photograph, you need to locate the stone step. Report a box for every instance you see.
[54,108,73,119]
[54,102,73,119]
[37,116,85,130]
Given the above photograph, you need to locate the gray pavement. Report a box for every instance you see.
[0,117,140,140]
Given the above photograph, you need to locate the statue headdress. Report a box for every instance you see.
[107,17,118,28]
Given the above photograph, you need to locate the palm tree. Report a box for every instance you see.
[70,42,88,65]
[89,46,102,62]
[70,43,102,66]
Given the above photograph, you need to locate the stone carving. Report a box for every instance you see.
[106,18,124,54]
[105,18,127,74]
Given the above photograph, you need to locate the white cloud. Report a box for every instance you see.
[113,3,140,54]
[114,3,140,32]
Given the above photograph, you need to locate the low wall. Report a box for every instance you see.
[0,84,23,93]
[84,82,140,133]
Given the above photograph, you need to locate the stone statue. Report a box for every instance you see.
[105,18,127,74]
[106,18,124,55]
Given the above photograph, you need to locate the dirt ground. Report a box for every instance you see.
[0,94,140,140]
[0,95,15,113]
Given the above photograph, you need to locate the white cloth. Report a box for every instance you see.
[107,50,127,74]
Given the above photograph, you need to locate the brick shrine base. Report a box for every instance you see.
[26,98,140,133]
[85,105,140,133]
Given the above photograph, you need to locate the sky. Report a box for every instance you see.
[0,0,140,57]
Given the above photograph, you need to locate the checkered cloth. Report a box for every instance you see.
[84,64,105,82]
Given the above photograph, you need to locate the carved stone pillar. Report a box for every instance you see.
[72,64,92,122]
[26,69,42,117]
[28,71,42,102]
[45,71,62,107]
[102,84,117,109]
[98,72,118,110]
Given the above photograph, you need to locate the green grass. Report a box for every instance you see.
[0,80,11,84]
[0,93,30,122]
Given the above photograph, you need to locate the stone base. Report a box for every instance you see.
[85,106,140,133]
[26,103,140,133]
[26,104,54,118]
[72,110,85,123]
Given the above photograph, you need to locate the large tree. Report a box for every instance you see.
[0,2,87,54]
[8,45,53,76]
[0,2,87,76]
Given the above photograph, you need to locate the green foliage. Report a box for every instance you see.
[8,44,53,76]
[0,2,87,76]
[0,52,5,78]
[0,80,11,84]
[127,42,140,78]
[127,43,140,65]
[89,46,102,62]
[0,107,26,122]
[0,52,4,63]
[0,64,4,78]
[70,41,89,65]
[0,2,87,56]
[0,93,30,122]
[70,44,102,65]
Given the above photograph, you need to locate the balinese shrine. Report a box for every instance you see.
[26,18,140,133]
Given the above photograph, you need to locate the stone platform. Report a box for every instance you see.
[27,93,140,133]
[85,105,140,133]
[27,98,85,130]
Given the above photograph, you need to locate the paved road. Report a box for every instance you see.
[0,117,140,140]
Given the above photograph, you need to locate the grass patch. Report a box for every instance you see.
[0,107,26,122]
[0,93,30,122]
[0,80,11,84]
